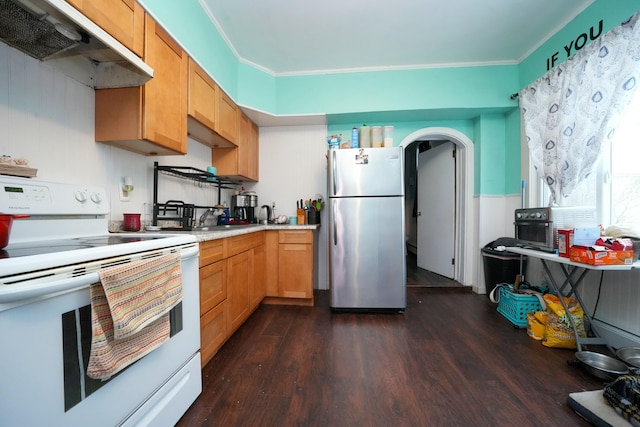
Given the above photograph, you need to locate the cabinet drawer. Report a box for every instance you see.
[199,259,226,314]
[228,231,265,257]
[200,300,227,367]
[279,230,312,244]
[199,239,225,267]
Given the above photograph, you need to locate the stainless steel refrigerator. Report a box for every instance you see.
[328,146,406,311]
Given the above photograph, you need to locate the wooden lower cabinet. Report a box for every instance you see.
[200,299,227,367]
[263,230,314,306]
[250,244,267,310]
[199,256,226,367]
[226,250,251,334]
[198,233,266,367]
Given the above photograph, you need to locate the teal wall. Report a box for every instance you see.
[275,66,518,116]
[139,0,239,97]
[519,0,640,88]
[139,0,639,197]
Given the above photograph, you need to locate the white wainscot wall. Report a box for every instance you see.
[475,194,522,294]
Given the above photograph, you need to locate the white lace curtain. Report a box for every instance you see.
[519,12,640,205]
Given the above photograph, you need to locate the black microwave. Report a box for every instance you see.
[514,206,596,252]
[514,207,555,252]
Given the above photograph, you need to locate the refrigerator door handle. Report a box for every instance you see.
[332,150,337,196]
[332,200,338,245]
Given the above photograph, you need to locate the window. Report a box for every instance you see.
[538,88,640,230]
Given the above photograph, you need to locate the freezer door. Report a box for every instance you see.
[329,196,406,309]
[328,147,404,197]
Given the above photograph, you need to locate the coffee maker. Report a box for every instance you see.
[231,192,258,223]
[246,192,258,223]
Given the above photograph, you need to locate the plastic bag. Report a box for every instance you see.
[541,294,586,349]
[526,312,546,340]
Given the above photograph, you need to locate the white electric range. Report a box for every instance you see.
[0,175,201,427]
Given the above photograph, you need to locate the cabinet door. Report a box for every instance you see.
[278,243,313,299]
[200,259,226,314]
[237,112,250,178]
[66,0,144,56]
[200,300,227,367]
[250,244,266,310]
[94,15,187,156]
[214,89,238,145]
[143,15,188,154]
[265,231,279,297]
[211,112,259,182]
[188,58,216,132]
[247,120,259,181]
[227,251,251,333]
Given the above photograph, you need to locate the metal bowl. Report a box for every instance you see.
[616,347,640,369]
[575,351,629,381]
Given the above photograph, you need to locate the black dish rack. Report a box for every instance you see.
[152,162,240,230]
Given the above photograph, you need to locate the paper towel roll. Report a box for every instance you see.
[383,126,394,147]
[359,126,371,148]
[371,126,383,148]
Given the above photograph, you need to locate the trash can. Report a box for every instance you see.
[481,238,525,298]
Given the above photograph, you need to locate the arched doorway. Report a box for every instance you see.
[399,128,474,287]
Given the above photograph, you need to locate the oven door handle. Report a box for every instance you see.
[0,244,198,309]
[0,273,99,308]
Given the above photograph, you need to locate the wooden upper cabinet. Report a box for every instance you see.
[211,111,259,182]
[248,119,259,180]
[187,59,235,148]
[66,0,144,57]
[95,14,188,155]
[237,112,251,178]
[215,89,238,145]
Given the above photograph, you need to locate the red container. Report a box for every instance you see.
[0,214,30,248]
[123,213,141,232]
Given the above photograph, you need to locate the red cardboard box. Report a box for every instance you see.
[557,229,573,258]
[569,245,634,266]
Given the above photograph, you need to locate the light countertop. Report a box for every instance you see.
[161,224,319,242]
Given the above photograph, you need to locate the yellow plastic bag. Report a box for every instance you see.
[527,312,546,340]
[541,294,586,349]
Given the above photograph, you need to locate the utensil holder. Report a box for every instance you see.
[297,209,306,225]
[307,209,320,225]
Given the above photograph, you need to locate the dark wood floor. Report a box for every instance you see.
[177,289,606,427]
[406,251,467,289]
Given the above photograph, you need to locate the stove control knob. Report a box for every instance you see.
[75,191,87,203]
[535,211,542,218]
[90,192,103,204]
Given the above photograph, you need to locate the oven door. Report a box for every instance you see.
[515,220,554,251]
[0,245,201,426]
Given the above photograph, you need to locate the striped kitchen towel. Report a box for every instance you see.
[87,253,182,380]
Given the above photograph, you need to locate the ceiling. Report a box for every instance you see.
[200,0,594,76]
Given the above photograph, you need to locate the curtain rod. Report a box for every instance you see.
[510,93,519,100]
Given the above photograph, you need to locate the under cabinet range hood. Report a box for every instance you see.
[0,0,153,88]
